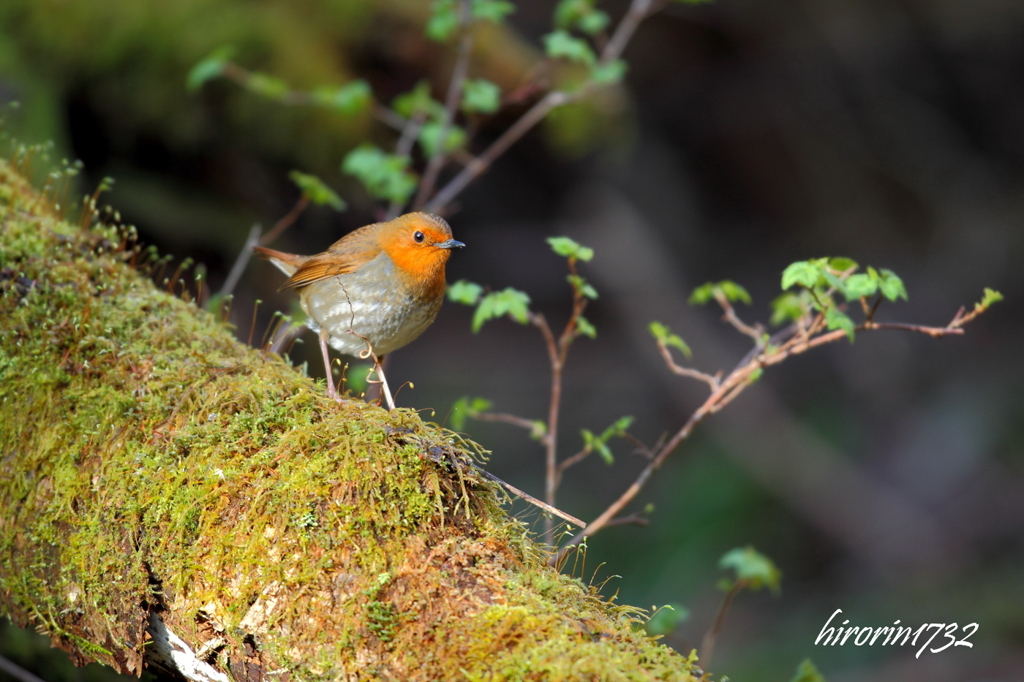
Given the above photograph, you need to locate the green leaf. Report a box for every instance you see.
[689,282,715,305]
[187,46,233,91]
[245,72,290,100]
[392,80,445,119]
[419,122,467,157]
[547,236,594,262]
[554,0,609,35]
[288,171,346,211]
[578,10,610,34]
[824,307,855,341]
[770,292,806,326]
[447,280,484,305]
[449,396,491,430]
[473,0,516,22]
[580,429,613,465]
[789,659,828,682]
[821,270,848,298]
[311,80,372,115]
[781,261,821,290]
[590,59,627,85]
[599,415,634,442]
[554,0,587,28]
[530,421,547,440]
[341,145,418,205]
[877,269,908,302]
[645,604,689,637]
[594,438,614,465]
[649,321,692,358]
[690,280,751,305]
[575,315,597,339]
[978,287,1003,310]
[747,367,763,384]
[567,274,598,300]
[461,78,502,114]
[718,546,782,594]
[542,30,597,66]
[828,257,858,272]
[426,0,459,41]
[472,288,532,332]
[843,273,877,299]
[720,280,752,304]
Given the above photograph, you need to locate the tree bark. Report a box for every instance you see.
[0,159,700,681]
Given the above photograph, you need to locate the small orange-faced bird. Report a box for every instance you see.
[253,212,464,406]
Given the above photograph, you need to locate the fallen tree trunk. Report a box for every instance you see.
[0,159,700,681]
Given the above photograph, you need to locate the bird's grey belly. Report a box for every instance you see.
[301,270,441,358]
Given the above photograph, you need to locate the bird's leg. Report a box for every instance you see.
[372,355,396,411]
[318,329,339,400]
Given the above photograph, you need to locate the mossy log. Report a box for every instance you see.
[0,160,701,682]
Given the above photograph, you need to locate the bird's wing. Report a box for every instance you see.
[270,224,382,289]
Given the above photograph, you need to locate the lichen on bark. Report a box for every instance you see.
[0,158,701,681]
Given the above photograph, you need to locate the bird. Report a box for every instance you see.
[253,212,464,408]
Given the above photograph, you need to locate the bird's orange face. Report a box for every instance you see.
[378,213,464,299]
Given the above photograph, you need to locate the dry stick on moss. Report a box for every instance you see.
[550,308,975,567]
[413,0,474,211]
[699,579,745,671]
[423,0,661,213]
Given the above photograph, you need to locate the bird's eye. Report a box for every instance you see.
[414,231,425,243]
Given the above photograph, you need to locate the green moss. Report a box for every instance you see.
[0,158,700,680]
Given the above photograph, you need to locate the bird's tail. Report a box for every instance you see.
[253,246,305,278]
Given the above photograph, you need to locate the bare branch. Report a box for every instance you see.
[557,446,592,478]
[550,308,979,566]
[425,89,571,213]
[601,0,657,65]
[386,111,428,219]
[414,0,475,210]
[473,411,540,432]
[656,341,720,390]
[219,224,262,298]
[715,293,763,342]
[260,195,310,246]
[700,581,744,670]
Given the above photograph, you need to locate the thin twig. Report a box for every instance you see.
[260,195,310,246]
[475,467,587,529]
[424,0,662,213]
[550,314,973,566]
[386,111,429,219]
[424,89,571,212]
[473,411,540,431]
[656,341,720,390]
[0,655,47,682]
[715,293,763,342]
[414,0,474,210]
[700,581,744,670]
[219,224,261,297]
[600,0,656,65]
[557,446,592,477]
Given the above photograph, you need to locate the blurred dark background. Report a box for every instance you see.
[1,0,1022,680]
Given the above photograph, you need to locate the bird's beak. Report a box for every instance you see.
[435,239,465,249]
